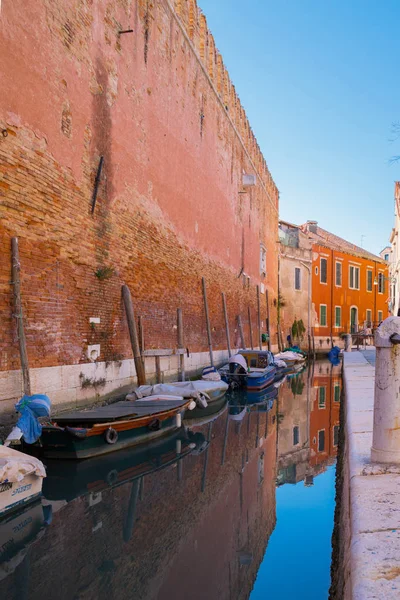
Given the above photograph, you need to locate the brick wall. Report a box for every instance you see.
[0,0,279,410]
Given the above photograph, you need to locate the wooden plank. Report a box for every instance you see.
[222,293,231,358]
[177,308,185,382]
[11,238,31,396]
[265,289,271,351]
[122,285,146,386]
[257,285,262,350]
[155,355,162,383]
[142,349,173,357]
[138,315,145,371]
[248,306,254,350]
[202,277,214,366]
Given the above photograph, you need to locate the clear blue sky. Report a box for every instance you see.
[198,0,400,255]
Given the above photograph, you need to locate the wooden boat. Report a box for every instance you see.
[0,447,46,517]
[246,366,276,391]
[220,350,276,391]
[42,428,203,502]
[32,395,191,459]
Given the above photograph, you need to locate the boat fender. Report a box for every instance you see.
[106,469,119,486]
[195,395,208,409]
[148,418,161,431]
[104,427,118,444]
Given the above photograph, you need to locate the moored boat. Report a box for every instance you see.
[29,395,191,459]
[0,447,46,517]
[220,351,277,391]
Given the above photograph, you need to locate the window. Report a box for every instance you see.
[318,430,325,452]
[315,266,319,276]
[335,262,342,286]
[366,309,372,327]
[378,273,385,294]
[384,253,389,261]
[294,267,301,290]
[349,265,360,289]
[367,270,373,292]
[319,387,326,408]
[335,306,341,327]
[320,258,327,283]
[320,304,327,327]
[378,310,383,323]
[333,425,339,447]
[293,426,299,446]
[260,245,266,277]
[334,384,341,402]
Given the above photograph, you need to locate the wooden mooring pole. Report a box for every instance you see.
[257,285,262,350]
[122,285,146,385]
[265,289,271,351]
[221,293,231,358]
[177,308,185,381]
[11,237,31,396]
[237,315,245,349]
[248,306,254,350]
[202,277,214,367]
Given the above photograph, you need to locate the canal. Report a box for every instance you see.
[2,359,340,600]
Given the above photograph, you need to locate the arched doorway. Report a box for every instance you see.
[350,306,358,333]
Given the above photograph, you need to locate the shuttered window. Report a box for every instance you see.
[319,387,326,408]
[334,385,341,402]
[378,273,385,294]
[320,304,327,327]
[335,306,341,327]
[335,262,342,286]
[320,258,327,283]
[318,430,325,452]
[349,266,360,289]
[293,426,299,446]
[295,267,301,290]
[367,270,373,292]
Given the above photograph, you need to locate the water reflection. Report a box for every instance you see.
[2,360,340,600]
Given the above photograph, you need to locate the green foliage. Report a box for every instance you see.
[291,318,306,340]
[291,375,305,397]
[95,266,115,281]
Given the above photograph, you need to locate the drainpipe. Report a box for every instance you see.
[300,261,311,355]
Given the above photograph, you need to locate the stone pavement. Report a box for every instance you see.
[343,350,400,599]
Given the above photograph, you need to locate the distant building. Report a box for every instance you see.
[389,182,400,315]
[278,221,313,350]
[301,221,389,351]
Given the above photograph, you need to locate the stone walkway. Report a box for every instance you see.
[343,350,400,599]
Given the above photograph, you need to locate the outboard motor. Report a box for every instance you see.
[228,353,248,389]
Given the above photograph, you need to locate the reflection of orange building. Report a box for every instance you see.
[310,362,341,472]
[301,221,389,350]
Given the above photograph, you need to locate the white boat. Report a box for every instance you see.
[0,446,46,517]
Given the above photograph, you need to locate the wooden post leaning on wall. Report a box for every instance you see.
[122,285,147,386]
[265,289,271,351]
[237,315,246,349]
[138,316,145,370]
[202,277,214,367]
[11,237,31,396]
[221,293,231,358]
[177,308,185,382]
[248,306,254,350]
[257,285,262,350]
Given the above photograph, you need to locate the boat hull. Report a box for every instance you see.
[38,412,185,459]
[246,367,276,391]
[184,391,227,421]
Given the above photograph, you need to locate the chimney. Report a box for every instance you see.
[307,220,318,234]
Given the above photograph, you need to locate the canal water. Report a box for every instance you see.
[2,359,340,600]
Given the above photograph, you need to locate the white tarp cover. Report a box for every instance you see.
[274,351,305,362]
[0,446,46,483]
[127,380,228,402]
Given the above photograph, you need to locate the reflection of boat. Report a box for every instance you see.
[42,428,204,502]
[0,500,50,580]
[34,396,191,459]
[185,399,228,427]
[246,385,278,408]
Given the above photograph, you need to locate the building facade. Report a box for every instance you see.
[278,221,313,350]
[301,221,389,351]
[0,0,279,414]
[389,182,400,316]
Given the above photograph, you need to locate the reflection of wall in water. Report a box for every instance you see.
[3,408,277,600]
[277,368,310,485]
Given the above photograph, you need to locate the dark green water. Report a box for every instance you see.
[1,360,339,599]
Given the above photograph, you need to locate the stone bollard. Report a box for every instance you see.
[371,316,400,464]
[344,334,352,352]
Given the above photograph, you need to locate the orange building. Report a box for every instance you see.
[301,221,389,349]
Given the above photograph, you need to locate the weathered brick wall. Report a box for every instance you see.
[0,0,279,407]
